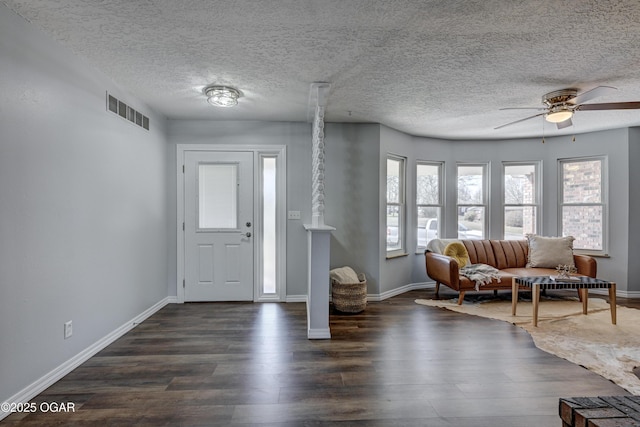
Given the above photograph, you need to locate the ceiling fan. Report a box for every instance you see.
[495,86,640,130]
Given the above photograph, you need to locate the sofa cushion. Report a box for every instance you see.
[526,235,575,268]
[462,240,528,269]
[443,242,470,267]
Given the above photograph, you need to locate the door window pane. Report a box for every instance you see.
[262,157,277,294]
[198,163,238,229]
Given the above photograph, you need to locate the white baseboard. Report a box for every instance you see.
[0,297,172,421]
[367,282,434,302]
[307,328,331,339]
[286,294,308,303]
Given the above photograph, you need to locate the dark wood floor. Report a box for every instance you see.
[3,288,638,426]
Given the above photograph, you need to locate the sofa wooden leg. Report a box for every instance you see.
[457,291,465,305]
[493,289,498,296]
[435,282,440,297]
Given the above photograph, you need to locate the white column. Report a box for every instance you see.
[304,225,335,339]
[311,104,326,227]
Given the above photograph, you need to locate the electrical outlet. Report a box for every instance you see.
[64,321,73,339]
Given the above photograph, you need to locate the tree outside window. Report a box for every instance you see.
[503,162,540,240]
[416,162,443,247]
[386,156,405,254]
[457,164,487,240]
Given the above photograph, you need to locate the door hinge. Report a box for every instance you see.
[183,279,185,288]
[182,222,185,231]
[182,165,185,173]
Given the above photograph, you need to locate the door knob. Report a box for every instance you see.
[245,232,252,238]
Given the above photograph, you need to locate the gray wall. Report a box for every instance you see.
[165,120,313,298]
[0,6,169,403]
[628,128,640,292]
[324,123,381,293]
[379,126,416,295]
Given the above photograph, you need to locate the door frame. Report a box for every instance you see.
[177,144,287,303]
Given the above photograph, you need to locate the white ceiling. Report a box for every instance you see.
[6,0,640,140]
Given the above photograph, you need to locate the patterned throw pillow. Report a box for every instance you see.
[526,234,575,268]
[443,242,470,268]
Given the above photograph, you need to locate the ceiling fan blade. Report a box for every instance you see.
[570,85,617,104]
[577,101,640,111]
[499,107,545,111]
[556,118,573,129]
[495,112,545,130]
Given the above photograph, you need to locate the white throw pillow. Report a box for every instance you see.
[526,235,575,268]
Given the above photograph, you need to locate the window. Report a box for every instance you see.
[416,161,443,248]
[198,163,238,229]
[386,156,405,254]
[261,156,277,295]
[503,162,540,240]
[559,157,607,254]
[457,164,488,240]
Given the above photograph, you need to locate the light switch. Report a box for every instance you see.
[288,210,301,220]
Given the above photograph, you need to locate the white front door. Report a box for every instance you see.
[184,151,254,301]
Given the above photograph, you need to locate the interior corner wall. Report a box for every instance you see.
[165,120,312,298]
[627,127,640,293]
[324,123,381,294]
[378,126,416,294]
[0,5,169,404]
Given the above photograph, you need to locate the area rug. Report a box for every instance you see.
[415,297,640,395]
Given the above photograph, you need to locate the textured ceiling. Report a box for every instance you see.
[5,0,640,139]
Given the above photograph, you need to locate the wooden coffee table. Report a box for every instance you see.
[511,276,616,327]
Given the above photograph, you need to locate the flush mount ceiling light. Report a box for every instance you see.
[545,107,574,123]
[204,85,240,107]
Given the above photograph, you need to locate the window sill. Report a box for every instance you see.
[575,252,610,258]
[386,252,409,260]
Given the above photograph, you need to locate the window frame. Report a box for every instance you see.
[456,163,489,240]
[415,160,444,250]
[558,156,608,256]
[386,154,406,256]
[502,161,541,240]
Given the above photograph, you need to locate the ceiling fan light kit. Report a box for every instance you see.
[545,109,573,123]
[543,89,576,123]
[204,85,241,107]
[495,85,640,131]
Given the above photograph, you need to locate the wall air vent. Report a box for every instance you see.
[106,92,149,131]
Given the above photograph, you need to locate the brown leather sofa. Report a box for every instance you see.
[425,239,597,305]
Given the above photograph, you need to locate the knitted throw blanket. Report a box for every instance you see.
[460,263,502,291]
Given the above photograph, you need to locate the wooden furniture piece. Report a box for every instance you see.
[512,276,616,327]
[559,396,640,426]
